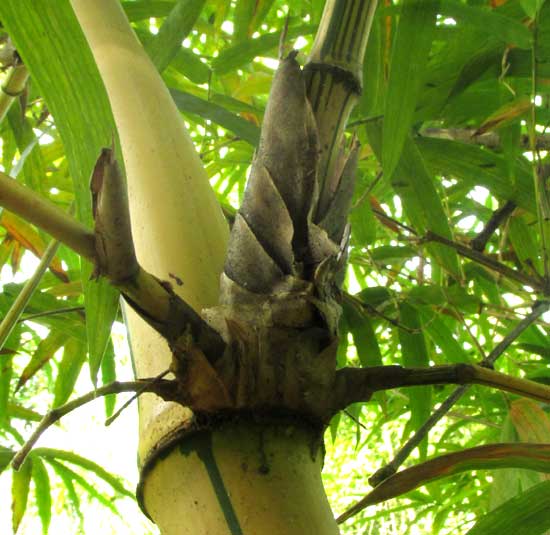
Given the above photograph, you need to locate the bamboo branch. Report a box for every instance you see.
[333,362,550,411]
[420,127,550,151]
[11,378,179,470]
[424,230,547,292]
[0,239,60,351]
[0,170,96,259]
[367,300,550,487]
[471,200,516,252]
[0,163,225,357]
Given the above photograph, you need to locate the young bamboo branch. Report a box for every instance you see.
[0,239,59,351]
[333,363,550,411]
[471,200,516,252]
[424,230,547,292]
[420,128,550,151]
[11,378,180,471]
[0,166,225,357]
[367,300,550,487]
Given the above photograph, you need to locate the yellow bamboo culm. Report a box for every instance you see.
[70,0,229,513]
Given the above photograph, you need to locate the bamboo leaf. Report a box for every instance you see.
[510,399,550,445]
[100,342,117,418]
[35,448,133,497]
[466,480,550,535]
[7,403,43,423]
[86,283,118,386]
[170,89,260,145]
[442,1,532,49]
[211,24,316,74]
[343,301,383,367]
[53,337,86,408]
[31,457,51,534]
[417,137,536,213]
[0,0,121,388]
[382,0,440,179]
[121,1,175,21]
[11,458,32,533]
[348,443,550,510]
[0,212,67,281]
[0,446,15,475]
[17,330,67,391]
[47,460,82,522]
[146,0,205,72]
[398,301,431,459]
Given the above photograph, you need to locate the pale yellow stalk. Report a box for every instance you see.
[69,0,229,520]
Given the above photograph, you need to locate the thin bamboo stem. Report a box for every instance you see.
[0,239,59,351]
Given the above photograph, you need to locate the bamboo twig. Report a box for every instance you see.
[0,239,60,351]
[0,163,225,358]
[11,378,178,470]
[333,361,550,411]
[366,300,550,488]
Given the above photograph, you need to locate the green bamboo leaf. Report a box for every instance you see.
[350,202,377,247]
[211,24,316,74]
[122,1,175,21]
[170,89,260,145]
[17,330,67,391]
[146,0,205,72]
[382,0,440,179]
[398,301,431,460]
[169,47,212,84]
[441,1,532,49]
[0,0,121,388]
[7,402,43,422]
[517,343,550,360]
[46,459,120,515]
[343,301,383,367]
[233,0,276,43]
[53,338,86,408]
[35,448,133,497]
[11,458,32,533]
[0,446,15,475]
[86,282,118,386]
[349,443,550,510]
[394,137,461,278]
[417,137,536,213]
[47,460,82,522]
[508,215,543,277]
[467,480,550,535]
[520,0,546,18]
[100,342,117,418]
[0,325,20,428]
[31,457,51,534]
[418,309,470,364]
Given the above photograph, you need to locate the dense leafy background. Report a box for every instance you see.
[1,0,550,533]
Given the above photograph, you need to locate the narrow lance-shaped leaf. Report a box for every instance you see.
[11,458,32,533]
[338,443,550,523]
[31,456,52,535]
[398,301,431,460]
[53,337,87,408]
[466,480,550,535]
[0,0,121,384]
[382,0,440,179]
[145,0,205,72]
